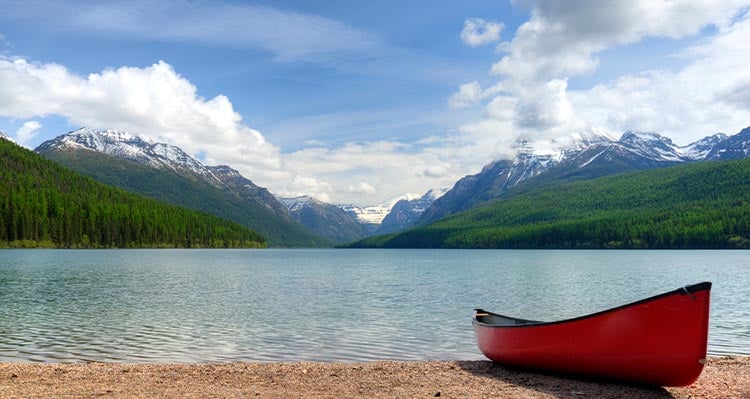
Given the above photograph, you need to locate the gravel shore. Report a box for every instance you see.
[1,356,747,398]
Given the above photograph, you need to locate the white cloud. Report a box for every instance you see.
[571,13,750,144]
[448,81,483,108]
[484,95,517,121]
[15,120,41,147]
[347,182,377,197]
[280,139,486,205]
[448,81,504,109]
[457,0,750,156]
[0,57,288,184]
[495,0,749,82]
[461,18,504,47]
[0,56,486,206]
[424,164,453,178]
[0,0,383,63]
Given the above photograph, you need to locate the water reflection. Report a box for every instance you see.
[0,249,748,363]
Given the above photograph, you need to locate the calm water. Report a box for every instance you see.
[0,249,748,363]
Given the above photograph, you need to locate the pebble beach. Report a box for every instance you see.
[1,356,747,398]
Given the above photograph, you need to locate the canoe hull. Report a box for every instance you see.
[473,282,711,387]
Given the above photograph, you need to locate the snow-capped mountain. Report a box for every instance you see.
[416,127,750,226]
[680,133,727,160]
[416,132,614,225]
[706,127,750,160]
[376,188,448,234]
[280,188,448,239]
[36,127,220,183]
[33,127,332,246]
[280,195,319,213]
[36,127,293,213]
[0,131,14,143]
[340,194,424,226]
[280,196,369,243]
[617,131,683,162]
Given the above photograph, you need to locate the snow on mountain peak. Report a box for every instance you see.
[618,131,683,162]
[0,131,15,143]
[339,193,419,225]
[39,127,216,180]
[210,165,242,178]
[620,131,665,143]
[423,187,448,201]
[280,195,322,213]
[679,133,728,160]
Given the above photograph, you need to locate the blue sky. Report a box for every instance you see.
[1,1,749,205]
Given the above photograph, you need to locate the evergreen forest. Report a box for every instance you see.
[349,158,750,249]
[0,139,266,248]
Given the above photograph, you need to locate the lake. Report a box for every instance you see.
[0,249,747,363]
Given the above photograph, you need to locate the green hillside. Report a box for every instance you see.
[40,148,329,247]
[0,139,265,248]
[349,159,750,249]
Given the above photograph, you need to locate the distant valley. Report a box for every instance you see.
[35,128,328,247]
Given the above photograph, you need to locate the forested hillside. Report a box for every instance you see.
[349,159,750,249]
[40,147,329,247]
[0,139,265,248]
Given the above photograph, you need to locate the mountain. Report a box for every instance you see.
[338,195,419,228]
[416,127,750,226]
[415,132,614,226]
[675,133,726,160]
[0,131,13,143]
[349,158,750,249]
[375,188,448,235]
[280,196,370,243]
[0,138,265,248]
[207,165,291,219]
[279,189,447,241]
[36,128,329,247]
[706,127,750,160]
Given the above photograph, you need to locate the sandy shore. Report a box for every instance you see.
[1,357,748,398]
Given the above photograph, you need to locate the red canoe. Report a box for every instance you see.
[473,282,711,387]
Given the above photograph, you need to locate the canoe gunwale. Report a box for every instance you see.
[473,281,711,329]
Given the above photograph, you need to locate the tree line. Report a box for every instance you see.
[1,140,265,248]
[350,158,750,249]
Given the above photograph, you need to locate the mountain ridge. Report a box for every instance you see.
[349,157,750,249]
[280,196,370,243]
[1,138,265,248]
[415,127,750,227]
[36,128,329,247]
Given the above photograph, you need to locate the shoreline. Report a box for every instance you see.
[1,356,748,398]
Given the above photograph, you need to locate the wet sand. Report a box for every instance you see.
[1,356,748,398]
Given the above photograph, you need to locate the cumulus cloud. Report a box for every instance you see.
[448,81,483,108]
[448,81,504,109]
[423,165,448,178]
[457,0,750,156]
[0,56,482,206]
[571,13,750,144]
[494,0,748,81]
[347,182,377,196]
[0,57,292,185]
[15,120,41,147]
[461,17,504,47]
[279,139,481,205]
